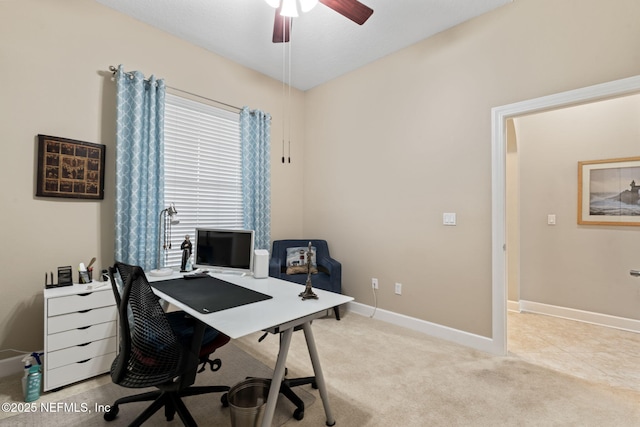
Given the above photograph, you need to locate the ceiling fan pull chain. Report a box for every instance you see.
[281,13,286,164]
[288,21,293,163]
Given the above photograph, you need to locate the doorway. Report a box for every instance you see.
[490,75,640,356]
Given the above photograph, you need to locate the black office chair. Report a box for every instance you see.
[104,262,230,427]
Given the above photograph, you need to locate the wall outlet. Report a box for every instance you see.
[371,278,379,289]
[395,282,402,295]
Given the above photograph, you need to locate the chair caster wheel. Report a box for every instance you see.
[221,393,229,407]
[104,405,119,421]
[293,408,304,420]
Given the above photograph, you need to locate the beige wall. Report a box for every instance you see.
[506,119,519,302]
[514,95,640,318]
[303,0,640,336]
[0,0,304,357]
[1,0,640,356]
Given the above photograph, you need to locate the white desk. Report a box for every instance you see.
[148,272,353,427]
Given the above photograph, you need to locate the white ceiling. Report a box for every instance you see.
[96,0,512,91]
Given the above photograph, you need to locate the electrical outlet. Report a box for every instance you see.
[395,282,402,295]
[372,278,379,289]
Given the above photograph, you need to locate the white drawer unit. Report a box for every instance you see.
[43,283,118,391]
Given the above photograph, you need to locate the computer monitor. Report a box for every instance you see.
[193,228,255,273]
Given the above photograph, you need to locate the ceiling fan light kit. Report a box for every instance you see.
[280,0,299,17]
[299,0,319,13]
[266,0,319,17]
[270,0,373,43]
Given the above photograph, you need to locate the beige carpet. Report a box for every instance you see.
[1,311,640,426]
[508,310,640,393]
[0,342,314,426]
[233,312,640,426]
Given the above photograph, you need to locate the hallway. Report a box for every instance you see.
[508,311,640,393]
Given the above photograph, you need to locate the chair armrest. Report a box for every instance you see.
[269,256,283,277]
[318,256,341,292]
[318,256,340,273]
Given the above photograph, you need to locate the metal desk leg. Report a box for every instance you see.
[261,327,293,427]
[303,322,336,426]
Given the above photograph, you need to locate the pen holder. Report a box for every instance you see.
[79,269,91,284]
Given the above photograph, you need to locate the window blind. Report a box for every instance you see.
[163,93,243,268]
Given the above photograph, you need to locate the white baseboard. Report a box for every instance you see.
[515,300,640,333]
[507,300,520,312]
[347,302,496,354]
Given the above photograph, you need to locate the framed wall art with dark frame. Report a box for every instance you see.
[36,134,105,200]
[578,156,640,226]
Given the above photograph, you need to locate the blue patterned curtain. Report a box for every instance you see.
[114,65,166,271]
[240,108,271,250]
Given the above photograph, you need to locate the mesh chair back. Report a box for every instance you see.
[109,262,184,388]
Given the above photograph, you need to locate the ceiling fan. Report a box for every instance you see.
[268,0,374,43]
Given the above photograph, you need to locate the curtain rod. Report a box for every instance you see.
[109,65,242,113]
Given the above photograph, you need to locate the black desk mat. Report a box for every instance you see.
[151,276,272,314]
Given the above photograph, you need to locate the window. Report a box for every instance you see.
[163,93,243,268]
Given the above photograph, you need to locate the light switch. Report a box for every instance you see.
[443,213,456,226]
[547,214,556,225]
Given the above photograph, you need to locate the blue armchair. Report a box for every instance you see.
[269,239,342,320]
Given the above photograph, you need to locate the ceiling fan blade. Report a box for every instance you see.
[272,7,292,43]
[319,0,373,25]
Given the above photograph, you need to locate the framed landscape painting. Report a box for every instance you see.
[578,156,640,226]
[36,134,105,200]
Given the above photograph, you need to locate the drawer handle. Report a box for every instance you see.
[78,309,92,314]
[77,359,91,364]
[77,342,92,347]
[77,325,92,330]
[77,293,93,297]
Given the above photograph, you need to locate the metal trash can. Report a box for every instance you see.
[228,378,271,427]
